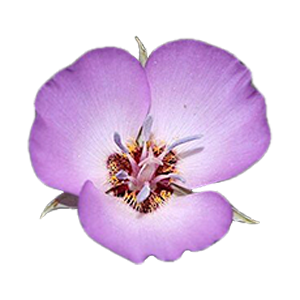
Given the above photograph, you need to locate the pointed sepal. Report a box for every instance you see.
[40,193,78,219]
[231,205,260,224]
[135,36,148,67]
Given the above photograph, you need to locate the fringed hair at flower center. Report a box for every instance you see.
[106,141,178,213]
[105,116,202,214]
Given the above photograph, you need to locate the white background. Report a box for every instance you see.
[0,0,300,300]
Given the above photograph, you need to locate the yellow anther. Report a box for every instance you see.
[153,145,161,154]
[109,175,118,184]
[154,195,162,204]
[127,139,138,152]
[160,190,171,201]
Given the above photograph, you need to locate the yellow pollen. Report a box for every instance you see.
[106,140,178,214]
[160,190,171,200]
[109,175,118,184]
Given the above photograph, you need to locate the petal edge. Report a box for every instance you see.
[78,181,233,263]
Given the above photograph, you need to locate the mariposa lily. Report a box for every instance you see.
[30,37,270,263]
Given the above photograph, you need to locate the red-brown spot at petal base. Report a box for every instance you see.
[106,142,178,214]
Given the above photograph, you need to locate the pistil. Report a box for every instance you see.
[108,117,203,211]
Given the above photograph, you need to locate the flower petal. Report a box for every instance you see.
[78,181,232,263]
[146,40,270,188]
[30,48,151,195]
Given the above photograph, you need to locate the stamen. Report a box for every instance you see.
[140,142,148,162]
[157,134,203,160]
[136,183,151,203]
[113,132,139,175]
[167,134,203,152]
[140,115,154,161]
[113,132,129,154]
[170,183,193,196]
[141,115,153,143]
[116,170,138,186]
[152,173,186,185]
[115,170,128,180]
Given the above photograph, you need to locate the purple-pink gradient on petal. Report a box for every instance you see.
[146,40,270,189]
[30,40,271,262]
[78,181,233,263]
[30,48,151,195]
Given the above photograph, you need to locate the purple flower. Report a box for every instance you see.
[30,39,270,263]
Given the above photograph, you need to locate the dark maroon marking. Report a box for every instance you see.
[106,143,178,213]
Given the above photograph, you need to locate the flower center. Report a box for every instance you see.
[106,116,202,214]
